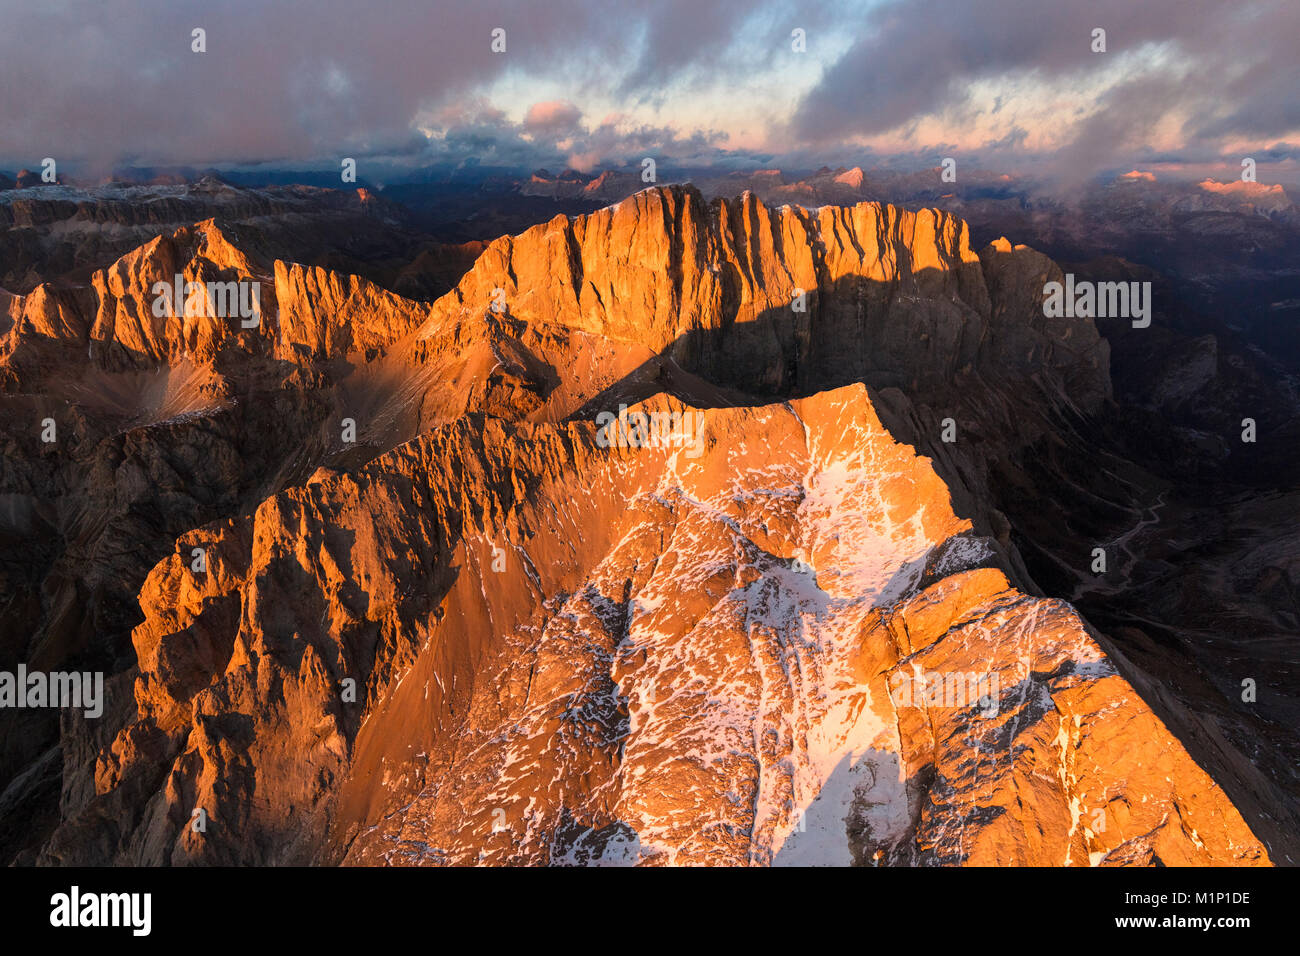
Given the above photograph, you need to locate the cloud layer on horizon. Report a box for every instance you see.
[1,0,1296,182]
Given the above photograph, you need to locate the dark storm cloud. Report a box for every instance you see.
[792,0,1299,163]
[2,1,620,169]
[420,111,734,174]
[1251,142,1300,163]
[1,0,1294,178]
[0,0,835,172]
[609,0,809,98]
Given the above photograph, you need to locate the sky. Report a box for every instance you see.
[2,0,1297,184]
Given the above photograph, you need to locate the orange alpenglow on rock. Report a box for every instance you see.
[4,184,1274,866]
[51,384,1266,866]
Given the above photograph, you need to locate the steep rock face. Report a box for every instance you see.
[417,187,1098,402]
[381,186,1113,610]
[0,221,452,864]
[860,567,1265,866]
[0,218,438,387]
[0,283,94,389]
[2,186,1105,452]
[4,185,1283,866]
[39,386,1267,865]
[382,185,1109,496]
[1,282,89,342]
[89,220,269,370]
[273,260,432,362]
[979,237,1111,407]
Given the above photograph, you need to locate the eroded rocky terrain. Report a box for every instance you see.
[0,183,1293,865]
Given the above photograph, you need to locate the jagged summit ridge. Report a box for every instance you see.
[41,385,1269,865]
[2,184,1279,867]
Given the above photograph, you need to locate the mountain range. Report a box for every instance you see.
[0,174,1295,866]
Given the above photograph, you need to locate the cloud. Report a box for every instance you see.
[523,100,583,136]
[0,2,641,169]
[0,0,1294,184]
[0,0,838,173]
[789,0,1300,179]
[412,102,736,175]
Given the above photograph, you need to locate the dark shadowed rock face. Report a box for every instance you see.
[0,185,1290,866]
